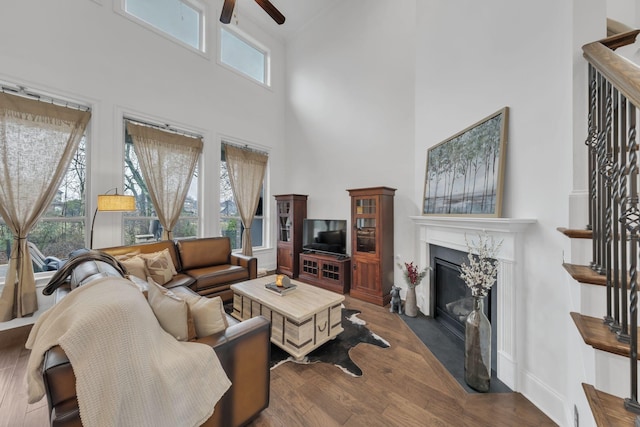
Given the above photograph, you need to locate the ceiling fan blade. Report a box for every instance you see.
[254,0,285,25]
[220,0,236,24]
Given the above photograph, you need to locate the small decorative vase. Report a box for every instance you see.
[465,296,491,392]
[404,286,418,317]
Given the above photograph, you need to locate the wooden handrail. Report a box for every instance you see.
[583,30,640,106]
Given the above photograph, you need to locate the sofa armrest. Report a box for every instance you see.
[230,253,257,279]
[196,315,270,427]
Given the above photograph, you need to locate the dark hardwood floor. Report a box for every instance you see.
[0,296,556,426]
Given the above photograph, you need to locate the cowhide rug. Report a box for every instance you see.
[269,307,390,377]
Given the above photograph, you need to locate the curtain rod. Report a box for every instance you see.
[0,84,90,112]
[222,140,269,156]
[125,117,203,140]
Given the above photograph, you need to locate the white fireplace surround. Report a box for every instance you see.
[410,216,536,391]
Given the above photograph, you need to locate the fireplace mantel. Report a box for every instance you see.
[410,215,536,390]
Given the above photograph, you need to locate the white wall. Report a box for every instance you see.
[285,0,417,281]
[607,0,640,27]
[285,0,603,425]
[415,2,574,423]
[0,0,286,272]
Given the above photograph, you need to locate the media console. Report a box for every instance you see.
[298,252,350,294]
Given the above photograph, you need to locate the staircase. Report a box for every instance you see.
[563,28,640,426]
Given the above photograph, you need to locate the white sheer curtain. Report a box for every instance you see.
[0,92,90,321]
[224,143,268,256]
[126,122,202,240]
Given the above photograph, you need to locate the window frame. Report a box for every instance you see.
[122,117,202,245]
[115,0,208,55]
[219,141,268,252]
[217,25,271,88]
[0,115,90,282]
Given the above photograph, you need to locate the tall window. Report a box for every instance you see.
[219,26,269,86]
[0,137,86,274]
[119,0,205,52]
[220,144,264,250]
[123,123,199,244]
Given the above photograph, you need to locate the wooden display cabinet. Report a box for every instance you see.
[347,186,395,306]
[274,194,307,278]
[298,252,351,294]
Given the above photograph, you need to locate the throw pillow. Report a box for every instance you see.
[120,255,148,281]
[182,293,229,338]
[144,252,173,285]
[113,250,141,261]
[140,248,178,276]
[147,279,196,341]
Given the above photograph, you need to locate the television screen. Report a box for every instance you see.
[302,219,347,255]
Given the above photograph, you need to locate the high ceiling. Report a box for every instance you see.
[226,0,338,41]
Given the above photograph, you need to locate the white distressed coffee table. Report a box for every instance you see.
[231,276,344,360]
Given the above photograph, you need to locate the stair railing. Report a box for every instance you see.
[583,29,640,414]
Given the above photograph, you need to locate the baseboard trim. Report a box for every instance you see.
[497,350,516,390]
[520,368,567,426]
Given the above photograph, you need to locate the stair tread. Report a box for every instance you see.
[557,227,593,239]
[571,312,633,357]
[563,263,606,286]
[582,383,637,426]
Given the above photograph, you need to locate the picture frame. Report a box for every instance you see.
[422,107,508,217]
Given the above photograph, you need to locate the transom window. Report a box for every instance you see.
[219,26,269,86]
[119,0,205,52]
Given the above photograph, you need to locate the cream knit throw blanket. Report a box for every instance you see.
[26,277,231,427]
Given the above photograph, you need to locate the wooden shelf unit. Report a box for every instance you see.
[298,252,351,294]
[348,186,395,306]
[274,194,307,278]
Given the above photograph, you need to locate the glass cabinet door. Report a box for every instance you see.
[354,198,376,254]
[278,201,291,242]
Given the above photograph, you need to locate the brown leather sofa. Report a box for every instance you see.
[40,260,270,427]
[99,236,257,302]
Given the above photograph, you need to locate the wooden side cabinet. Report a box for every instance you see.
[274,194,307,278]
[298,252,351,294]
[347,186,395,306]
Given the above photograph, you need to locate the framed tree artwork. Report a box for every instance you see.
[423,107,508,217]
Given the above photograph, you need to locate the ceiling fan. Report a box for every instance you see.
[220,0,286,25]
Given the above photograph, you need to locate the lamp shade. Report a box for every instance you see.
[97,194,136,212]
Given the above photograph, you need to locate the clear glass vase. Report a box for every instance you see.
[465,295,491,392]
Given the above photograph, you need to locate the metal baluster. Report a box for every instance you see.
[609,87,621,333]
[623,104,640,414]
[596,73,606,275]
[600,80,613,325]
[587,65,597,230]
[587,65,599,269]
[619,95,631,343]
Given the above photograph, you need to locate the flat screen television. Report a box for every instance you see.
[302,219,347,256]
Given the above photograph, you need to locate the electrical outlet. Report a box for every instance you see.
[574,404,579,427]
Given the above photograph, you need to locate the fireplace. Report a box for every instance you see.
[410,215,535,391]
[430,244,497,372]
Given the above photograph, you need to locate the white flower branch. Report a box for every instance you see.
[460,232,503,298]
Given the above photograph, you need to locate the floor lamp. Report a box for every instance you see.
[89,188,136,249]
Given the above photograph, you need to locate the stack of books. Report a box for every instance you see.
[265,281,297,296]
